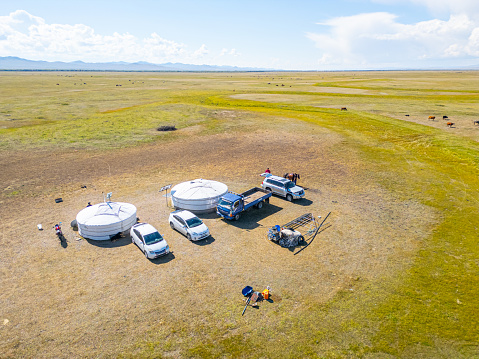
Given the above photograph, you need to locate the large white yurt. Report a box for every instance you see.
[76,202,137,241]
[171,179,228,213]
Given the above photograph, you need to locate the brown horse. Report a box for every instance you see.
[284,173,300,184]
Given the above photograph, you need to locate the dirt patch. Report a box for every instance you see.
[0,127,436,357]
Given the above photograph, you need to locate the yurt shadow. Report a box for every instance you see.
[149,252,176,265]
[86,235,131,248]
[195,212,219,220]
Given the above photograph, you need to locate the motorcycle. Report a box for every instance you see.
[54,222,64,242]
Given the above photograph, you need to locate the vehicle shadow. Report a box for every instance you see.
[150,252,176,265]
[192,235,216,246]
[226,203,283,230]
[196,212,219,220]
[269,194,313,206]
[86,235,131,248]
[60,236,68,248]
[295,198,313,206]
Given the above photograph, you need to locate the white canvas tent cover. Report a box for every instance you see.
[76,202,137,241]
[171,179,228,213]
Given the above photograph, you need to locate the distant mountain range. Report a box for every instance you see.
[2,56,478,72]
[0,56,274,72]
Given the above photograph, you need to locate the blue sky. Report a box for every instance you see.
[1,0,479,70]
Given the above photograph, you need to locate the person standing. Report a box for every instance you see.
[293,173,300,184]
[265,168,271,174]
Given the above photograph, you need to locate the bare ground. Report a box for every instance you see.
[0,123,436,357]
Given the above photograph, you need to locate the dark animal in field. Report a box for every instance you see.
[284,173,300,183]
[473,120,479,126]
[443,116,448,119]
[405,114,409,116]
[447,122,454,127]
[428,116,435,120]
[341,107,347,111]
[157,125,177,132]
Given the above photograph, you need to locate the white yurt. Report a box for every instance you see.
[171,179,228,213]
[76,202,137,241]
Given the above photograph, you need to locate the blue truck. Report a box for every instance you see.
[216,187,272,220]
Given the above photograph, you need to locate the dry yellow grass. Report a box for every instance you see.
[1,127,434,357]
[1,71,478,358]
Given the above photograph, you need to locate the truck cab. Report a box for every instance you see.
[217,192,243,220]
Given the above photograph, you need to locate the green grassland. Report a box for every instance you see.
[1,71,479,357]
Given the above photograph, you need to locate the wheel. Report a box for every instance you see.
[257,201,263,209]
[298,236,305,244]
[234,214,240,221]
[131,236,135,244]
[170,221,175,230]
[144,250,149,259]
[187,233,192,241]
[286,194,293,202]
[265,187,272,193]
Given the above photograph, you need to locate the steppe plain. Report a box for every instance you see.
[0,71,478,358]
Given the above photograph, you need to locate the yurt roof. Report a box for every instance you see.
[171,179,227,201]
[76,202,137,226]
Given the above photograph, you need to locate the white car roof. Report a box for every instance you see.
[267,175,289,182]
[173,210,198,220]
[133,223,159,235]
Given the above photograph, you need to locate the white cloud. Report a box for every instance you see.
[220,48,239,56]
[307,11,479,69]
[409,0,479,17]
[0,10,191,63]
[372,0,479,18]
[192,44,208,58]
[466,27,479,56]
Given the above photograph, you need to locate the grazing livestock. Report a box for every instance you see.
[405,114,410,116]
[443,116,448,120]
[428,116,435,120]
[341,107,347,111]
[284,173,300,184]
[473,120,479,126]
[447,122,454,127]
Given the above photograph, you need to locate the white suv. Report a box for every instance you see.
[261,175,305,201]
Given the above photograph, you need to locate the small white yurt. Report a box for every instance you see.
[171,179,228,213]
[76,202,137,241]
